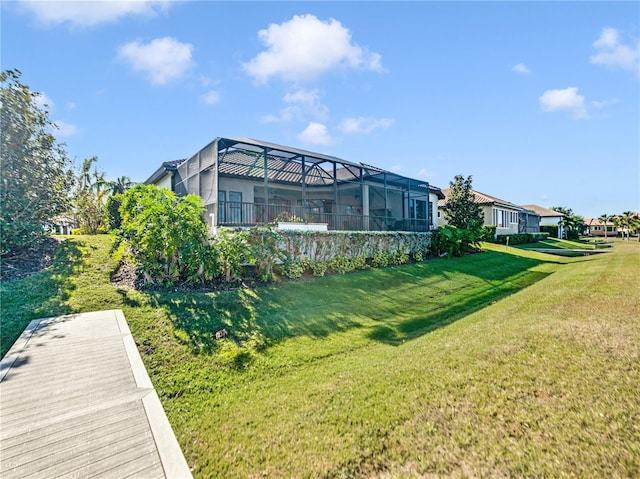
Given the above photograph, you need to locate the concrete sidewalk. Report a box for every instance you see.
[0,309,192,478]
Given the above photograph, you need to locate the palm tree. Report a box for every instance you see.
[629,214,640,241]
[619,211,637,240]
[105,176,134,195]
[598,214,613,239]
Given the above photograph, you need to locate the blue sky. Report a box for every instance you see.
[3,0,639,218]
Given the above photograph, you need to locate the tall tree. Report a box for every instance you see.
[73,157,107,234]
[598,213,613,239]
[105,176,135,195]
[614,211,638,240]
[0,69,75,253]
[444,175,484,232]
[551,206,583,240]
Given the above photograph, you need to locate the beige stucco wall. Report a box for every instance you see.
[438,204,519,235]
[218,177,257,204]
[155,172,172,190]
[539,216,563,226]
[429,193,440,229]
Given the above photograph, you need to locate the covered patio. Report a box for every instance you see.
[167,137,443,232]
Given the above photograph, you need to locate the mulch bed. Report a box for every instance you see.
[110,260,258,293]
[1,236,62,283]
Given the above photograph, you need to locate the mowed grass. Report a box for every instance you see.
[1,236,639,477]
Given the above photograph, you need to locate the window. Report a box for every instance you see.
[218,191,226,223]
[493,208,518,227]
[409,199,427,220]
[229,191,242,223]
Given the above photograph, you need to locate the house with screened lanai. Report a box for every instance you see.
[145,137,445,233]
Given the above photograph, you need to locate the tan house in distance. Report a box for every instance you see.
[583,217,616,237]
[438,189,523,235]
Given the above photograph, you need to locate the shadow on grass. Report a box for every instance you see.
[0,239,84,357]
[146,249,557,357]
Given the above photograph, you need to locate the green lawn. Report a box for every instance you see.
[2,236,638,477]
[516,237,599,250]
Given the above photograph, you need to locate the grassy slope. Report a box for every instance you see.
[1,236,638,477]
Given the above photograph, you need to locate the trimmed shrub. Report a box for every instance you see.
[479,225,497,242]
[276,230,432,263]
[495,232,549,245]
[540,225,558,238]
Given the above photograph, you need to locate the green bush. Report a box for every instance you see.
[118,184,218,284]
[540,225,558,238]
[372,249,391,268]
[430,226,479,257]
[213,229,250,282]
[495,233,549,245]
[479,225,497,242]
[246,226,283,283]
[329,256,355,275]
[279,260,304,279]
[303,259,328,277]
[105,193,123,231]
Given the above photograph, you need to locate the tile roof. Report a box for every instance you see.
[439,188,522,209]
[521,204,566,217]
[583,218,615,227]
[218,150,334,185]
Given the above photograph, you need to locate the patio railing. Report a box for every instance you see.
[215,201,432,232]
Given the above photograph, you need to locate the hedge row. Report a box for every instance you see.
[276,230,432,262]
[494,232,549,245]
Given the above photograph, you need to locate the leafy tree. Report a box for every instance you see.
[614,211,638,240]
[118,184,218,284]
[105,175,135,195]
[73,157,107,234]
[0,69,75,253]
[598,213,613,239]
[551,206,583,240]
[443,175,484,232]
[105,193,124,231]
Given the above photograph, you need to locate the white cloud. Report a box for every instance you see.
[338,116,394,135]
[66,101,77,110]
[33,91,55,112]
[539,87,589,119]
[297,122,333,145]
[285,88,329,118]
[260,87,329,123]
[591,98,620,109]
[18,0,172,27]
[390,165,404,173]
[54,120,79,137]
[242,14,384,83]
[590,27,640,75]
[417,168,435,179]
[200,90,220,105]
[512,63,531,74]
[118,37,194,85]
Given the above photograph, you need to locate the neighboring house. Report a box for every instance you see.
[521,205,566,238]
[519,209,541,234]
[438,189,525,235]
[583,218,616,237]
[145,137,445,232]
[49,214,77,235]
